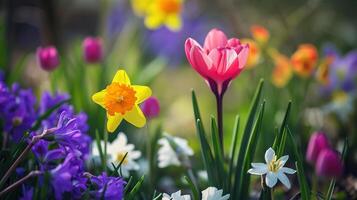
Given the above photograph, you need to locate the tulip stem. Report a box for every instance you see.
[215,94,224,154]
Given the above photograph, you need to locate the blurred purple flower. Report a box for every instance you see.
[90,173,126,200]
[107,2,131,38]
[83,37,103,63]
[141,96,160,119]
[20,187,33,200]
[306,131,330,164]
[316,148,343,178]
[37,46,60,71]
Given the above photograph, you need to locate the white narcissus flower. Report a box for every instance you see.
[162,190,191,200]
[248,147,296,189]
[157,134,194,168]
[201,187,230,200]
[92,132,141,177]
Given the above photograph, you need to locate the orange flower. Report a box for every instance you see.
[291,44,318,77]
[251,25,270,44]
[316,55,334,85]
[241,38,261,69]
[271,50,292,88]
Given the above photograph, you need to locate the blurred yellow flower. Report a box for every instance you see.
[316,55,334,85]
[92,70,152,132]
[241,38,261,69]
[291,44,318,78]
[131,0,183,31]
[270,50,293,88]
[251,25,270,44]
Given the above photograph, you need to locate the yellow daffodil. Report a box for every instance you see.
[132,0,183,31]
[92,70,152,132]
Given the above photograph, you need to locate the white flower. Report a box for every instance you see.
[162,190,191,200]
[157,134,194,168]
[91,132,141,177]
[248,147,296,189]
[201,187,230,200]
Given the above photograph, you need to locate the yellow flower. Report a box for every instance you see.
[316,55,334,85]
[92,70,152,132]
[132,0,183,31]
[291,44,318,78]
[241,38,261,69]
[250,25,270,45]
[270,50,293,88]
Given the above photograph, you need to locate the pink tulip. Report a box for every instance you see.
[37,46,60,71]
[83,37,103,63]
[316,148,343,178]
[306,131,330,164]
[141,96,160,119]
[185,28,249,96]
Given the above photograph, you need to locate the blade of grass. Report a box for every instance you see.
[126,175,145,200]
[273,101,291,151]
[228,115,240,190]
[232,79,264,198]
[184,176,199,200]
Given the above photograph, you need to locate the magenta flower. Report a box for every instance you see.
[141,96,160,119]
[83,37,103,63]
[37,46,60,71]
[306,131,330,164]
[316,149,343,178]
[185,28,249,96]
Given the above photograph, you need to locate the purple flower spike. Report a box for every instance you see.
[306,131,330,164]
[90,173,126,200]
[316,149,343,178]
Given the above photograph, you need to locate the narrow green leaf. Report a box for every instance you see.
[210,116,226,189]
[325,138,348,200]
[273,101,291,151]
[238,101,265,200]
[124,176,133,194]
[95,130,105,170]
[228,115,240,190]
[30,99,71,131]
[126,175,145,200]
[277,128,288,158]
[232,79,264,198]
[287,127,310,200]
[184,176,199,200]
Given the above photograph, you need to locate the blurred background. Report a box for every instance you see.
[1,0,357,198]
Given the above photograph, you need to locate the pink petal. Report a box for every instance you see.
[237,44,249,69]
[227,38,241,48]
[190,46,213,78]
[203,28,228,52]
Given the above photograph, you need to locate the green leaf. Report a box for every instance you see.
[135,58,166,85]
[30,99,71,131]
[210,116,226,189]
[287,127,310,200]
[126,175,145,200]
[237,101,266,200]
[94,130,105,170]
[184,176,199,200]
[228,115,240,190]
[8,54,28,84]
[259,185,272,200]
[273,101,291,153]
[124,176,133,195]
[325,138,348,200]
[277,127,288,158]
[232,79,264,198]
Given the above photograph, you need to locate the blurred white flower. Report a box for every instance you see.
[248,147,296,189]
[197,170,208,181]
[92,132,141,177]
[157,134,194,168]
[201,187,230,200]
[162,190,191,200]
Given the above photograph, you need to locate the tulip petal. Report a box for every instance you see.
[124,105,146,127]
[132,85,152,104]
[265,171,277,188]
[112,70,131,84]
[265,148,275,163]
[277,171,291,189]
[190,46,213,77]
[92,89,106,108]
[238,45,250,69]
[184,38,202,64]
[107,113,123,133]
[203,29,228,51]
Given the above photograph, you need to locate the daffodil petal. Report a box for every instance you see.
[112,70,131,84]
[133,85,152,104]
[92,89,106,107]
[124,105,146,127]
[165,14,182,31]
[145,13,164,29]
[107,113,123,133]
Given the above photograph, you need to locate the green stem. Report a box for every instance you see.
[215,93,224,155]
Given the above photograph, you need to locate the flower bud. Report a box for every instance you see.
[141,96,160,119]
[306,131,330,164]
[316,148,343,178]
[83,37,103,63]
[37,46,60,71]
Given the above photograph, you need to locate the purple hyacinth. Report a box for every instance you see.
[90,173,126,200]
[19,187,33,200]
[0,81,37,142]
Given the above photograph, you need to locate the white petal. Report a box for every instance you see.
[278,155,289,167]
[201,187,229,200]
[265,172,277,188]
[277,172,291,189]
[265,148,275,163]
[248,165,268,175]
[280,167,296,174]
